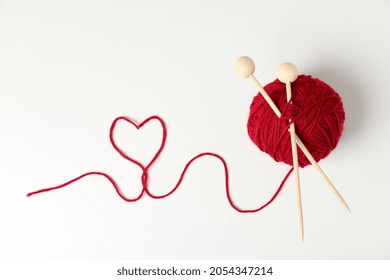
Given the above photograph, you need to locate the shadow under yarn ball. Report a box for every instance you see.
[247,75,345,168]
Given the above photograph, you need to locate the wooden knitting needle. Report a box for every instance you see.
[277,62,304,241]
[234,56,350,212]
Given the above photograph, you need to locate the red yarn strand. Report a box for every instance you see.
[27,116,291,213]
[26,172,145,202]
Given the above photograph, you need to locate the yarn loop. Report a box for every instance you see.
[27,116,293,213]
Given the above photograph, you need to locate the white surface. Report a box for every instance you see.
[1,0,389,259]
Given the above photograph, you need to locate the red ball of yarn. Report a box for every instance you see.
[247,75,345,168]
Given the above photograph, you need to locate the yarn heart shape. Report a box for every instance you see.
[27,114,288,215]
[109,116,167,170]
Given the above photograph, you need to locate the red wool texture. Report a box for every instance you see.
[248,75,345,167]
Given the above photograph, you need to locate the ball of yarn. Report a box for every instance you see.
[247,75,345,168]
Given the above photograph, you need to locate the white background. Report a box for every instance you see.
[0,0,389,259]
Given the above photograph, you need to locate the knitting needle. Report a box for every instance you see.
[234,56,350,212]
[277,62,304,241]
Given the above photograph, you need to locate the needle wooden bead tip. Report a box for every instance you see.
[235,56,255,78]
[276,62,299,83]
